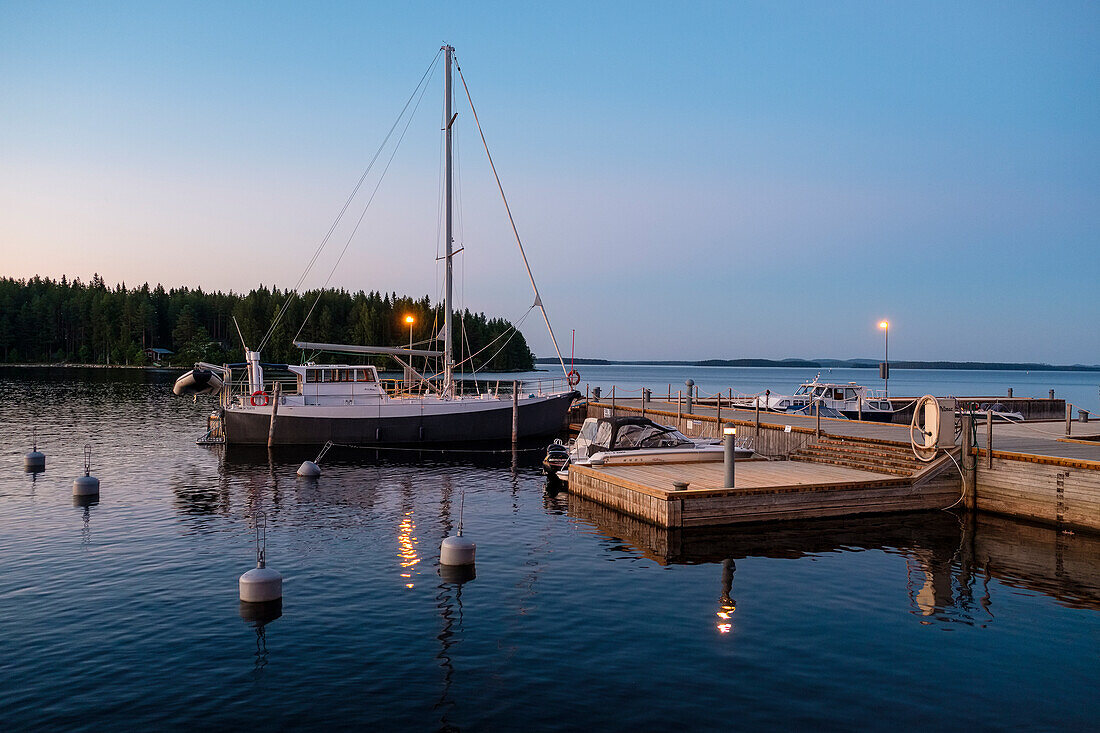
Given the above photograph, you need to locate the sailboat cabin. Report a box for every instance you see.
[288,364,386,405]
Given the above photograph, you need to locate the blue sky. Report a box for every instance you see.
[1,1,1097,363]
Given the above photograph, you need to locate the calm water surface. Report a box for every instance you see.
[1,367,1098,730]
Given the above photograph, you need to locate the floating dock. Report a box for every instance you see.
[565,396,1100,533]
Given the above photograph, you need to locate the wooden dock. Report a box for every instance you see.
[568,449,960,528]
[571,397,1100,533]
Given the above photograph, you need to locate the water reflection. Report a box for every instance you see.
[565,495,1100,624]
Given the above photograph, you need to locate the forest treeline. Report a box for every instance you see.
[0,275,535,371]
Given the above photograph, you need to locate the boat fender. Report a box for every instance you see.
[251,391,269,406]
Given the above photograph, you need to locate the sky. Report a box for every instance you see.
[1,1,1097,363]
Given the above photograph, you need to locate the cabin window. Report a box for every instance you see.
[593,421,614,448]
[323,370,337,383]
[355,369,376,383]
[306,371,320,383]
[844,389,857,400]
[338,369,351,382]
[833,389,844,400]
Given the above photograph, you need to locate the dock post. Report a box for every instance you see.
[723,424,736,488]
[685,380,694,414]
[611,385,616,416]
[858,399,862,421]
[754,396,760,438]
[815,399,821,439]
[1050,389,1055,399]
[267,382,282,448]
[986,411,993,469]
[1007,387,1013,397]
[716,394,721,426]
[961,414,976,511]
[512,380,519,444]
[677,391,682,421]
[1066,404,1072,436]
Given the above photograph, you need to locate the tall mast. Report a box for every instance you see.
[443,44,455,397]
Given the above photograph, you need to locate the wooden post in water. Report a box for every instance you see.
[961,414,976,510]
[986,411,993,469]
[512,380,519,445]
[267,382,282,448]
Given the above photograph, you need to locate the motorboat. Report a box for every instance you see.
[737,375,894,422]
[174,46,579,445]
[962,402,1025,423]
[543,416,754,483]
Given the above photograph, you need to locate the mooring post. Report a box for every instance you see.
[716,393,721,426]
[611,385,616,416]
[961,413,976,511]
[677,390,682,421]
[815,399,821,439]
[267,382,282,448]
[986,410,993,469]
[1066,403,1072,436]
[754,396,760,437]
[512,380,519,445]
[858,398,862,421]
[723,424,736,488]
[685,379,694,414]
[1007,387,1013,398]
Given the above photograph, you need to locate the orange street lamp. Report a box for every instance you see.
[878,320,889,398]
[405,315,415,351]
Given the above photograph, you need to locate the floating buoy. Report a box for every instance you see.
[240,511,282,604]
[440,534,476,566]
[296,441,332,478]
[24,428,45,472]
[439,563,476,584]
[73,444,99,497]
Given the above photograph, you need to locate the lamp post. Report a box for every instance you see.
[878,320,889,399]
[405,315,415,387]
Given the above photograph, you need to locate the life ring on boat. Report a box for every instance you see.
[251,390,269,406]
[567,370,580,387]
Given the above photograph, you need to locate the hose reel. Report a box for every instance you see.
[910,395,942,462]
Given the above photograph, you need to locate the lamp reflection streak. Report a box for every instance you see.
[398,510,419,589]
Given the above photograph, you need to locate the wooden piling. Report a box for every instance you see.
[986,411,993,469]
[961,414,976,510]
[1066,404,1072,436]
[512,380,519,444]
[267,382,282,448]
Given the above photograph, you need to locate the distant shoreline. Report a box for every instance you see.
[536,358,1100,372]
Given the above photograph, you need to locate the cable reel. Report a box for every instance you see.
[910,395,941,462]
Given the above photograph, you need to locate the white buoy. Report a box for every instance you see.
[440,534,476,566]
[440,484,476,569]
[24,428,45,472]
[296,441,332,477]
[73,444,99,497]
[240,511,282,604]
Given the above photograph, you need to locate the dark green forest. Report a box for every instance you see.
[0,275,535,371]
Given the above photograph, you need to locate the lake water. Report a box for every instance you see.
[1,366,1098,730]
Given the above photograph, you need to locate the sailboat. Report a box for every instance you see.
[175,45,579,445]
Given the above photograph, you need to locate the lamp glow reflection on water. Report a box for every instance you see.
[398,510,419,589]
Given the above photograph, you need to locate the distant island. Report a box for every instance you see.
[538,357,1100,372]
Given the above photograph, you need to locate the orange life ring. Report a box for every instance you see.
[567,369,580,387]
[251,390,269,406]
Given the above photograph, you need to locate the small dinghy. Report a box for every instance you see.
[173,368,224,396]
